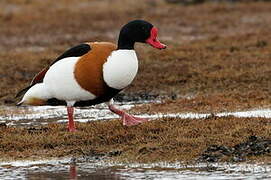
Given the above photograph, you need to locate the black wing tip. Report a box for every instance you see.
[15,86,31,98]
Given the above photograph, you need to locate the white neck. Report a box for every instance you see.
[103,50,138,89]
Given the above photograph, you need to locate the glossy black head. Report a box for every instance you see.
[117,20,166,50]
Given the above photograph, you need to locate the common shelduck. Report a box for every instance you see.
[16,20,166,132]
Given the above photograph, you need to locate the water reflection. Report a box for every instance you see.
[27,162,123,180]
[0,158,267,180]
[69,164,77,180]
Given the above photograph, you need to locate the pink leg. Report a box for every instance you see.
[108,104,149,126]
[67,106,76,132]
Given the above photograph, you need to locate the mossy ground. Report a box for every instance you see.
[0,116,270,163]
[0,0,270,163]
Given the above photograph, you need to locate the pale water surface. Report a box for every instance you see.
[1,102,271,127]
[0,157,270,180]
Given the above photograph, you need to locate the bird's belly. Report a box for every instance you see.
[43,57,96,101]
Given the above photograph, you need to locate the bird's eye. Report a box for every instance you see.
[141,27,148,34]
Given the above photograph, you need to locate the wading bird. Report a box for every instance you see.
[16,20,166,132]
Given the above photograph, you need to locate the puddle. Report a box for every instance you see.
[1,102,271,127]
[0,158,270,180]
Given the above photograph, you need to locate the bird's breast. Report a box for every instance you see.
[103,50,138,90]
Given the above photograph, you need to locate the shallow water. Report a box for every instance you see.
[0,157,270,180]
[0,103,134,126]
[1,102,271,127]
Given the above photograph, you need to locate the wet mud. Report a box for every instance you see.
[200,136,271,162]
[114,93,161,103]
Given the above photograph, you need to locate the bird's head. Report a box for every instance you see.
[118,20,166,50]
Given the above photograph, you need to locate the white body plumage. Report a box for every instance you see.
[43,57,96,101]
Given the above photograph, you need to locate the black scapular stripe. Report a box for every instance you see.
[50,43,91,65]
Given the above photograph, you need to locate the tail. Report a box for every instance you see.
[16,99,24,106]
[15,86,32,106]
[15,86,31,98]
[15,83,52,106]
[15,67,49,98]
